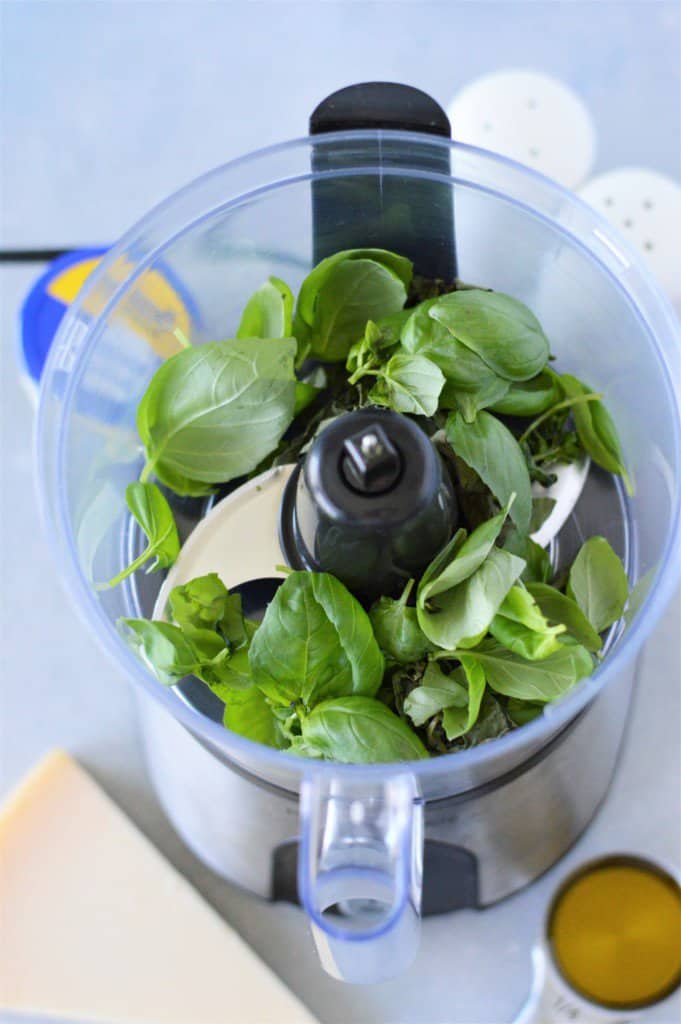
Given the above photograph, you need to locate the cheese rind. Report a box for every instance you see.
[0,750,317,1024]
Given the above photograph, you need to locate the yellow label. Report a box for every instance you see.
[46,258,102,304]
[48,255,190,360]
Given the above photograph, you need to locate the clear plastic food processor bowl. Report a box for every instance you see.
[37,133,681,981]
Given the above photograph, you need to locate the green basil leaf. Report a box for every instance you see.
[294,381,323,416]
[497,584,560,632]
[100,482,180,589]
[369,352,444,416]
[236,277,293,339]
[463,640,593,701]
[296,248,412,327]
[506,698,544,726]
[249,571,384,707]
[403,300,506,394]
[429,291,550,382]
[526,582,602,652]
[403,661,468,727]
[440,376,511,422]
[488,371,561,416]
[369,580,432,664]
[503,528,553,584]
[206,620,258,692]
[446,410,532,533]
[420,510,510,606]
[451,691,510,745]
[418,546,525,649]
[489,585,565,660]
[300,697,429,763]
[168,572,227,632]
[137,338,296,493]
[530,497,557,533]
[222,686,285,749]
[119,618,203,686]
[297,254,411,362]
[141,462,214,499]
[441,658,486,741]
[169,573,247,650]
[566,536,629,633]
[559,375,632,493]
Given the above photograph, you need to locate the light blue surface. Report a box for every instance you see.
[1,3,679,1023]
[2,1,679,248]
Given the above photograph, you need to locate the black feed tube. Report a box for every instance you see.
[309,82,457,280]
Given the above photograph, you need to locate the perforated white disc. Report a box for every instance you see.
[578,167,681,306]
[448,70,596,189]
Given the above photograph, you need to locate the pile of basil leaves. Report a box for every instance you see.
[108,248,631,763]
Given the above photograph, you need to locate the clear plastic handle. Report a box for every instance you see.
[298,773,423,984]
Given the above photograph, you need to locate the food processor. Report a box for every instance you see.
[36,83,681,984]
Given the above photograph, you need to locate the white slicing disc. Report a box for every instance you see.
[448,69,596,189]
[153,464,294,619]
[530,457,590,549]
[578,167,681,307]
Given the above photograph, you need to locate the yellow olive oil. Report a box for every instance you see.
[548,856,681,1010]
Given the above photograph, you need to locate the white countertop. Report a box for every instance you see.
[1,4,679,1022]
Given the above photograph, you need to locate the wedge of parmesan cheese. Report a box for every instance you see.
[0,750,317,1024]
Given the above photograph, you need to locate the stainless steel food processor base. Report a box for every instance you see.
[136,651,636,913]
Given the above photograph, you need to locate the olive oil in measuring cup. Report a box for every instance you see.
[516,855,681,1023]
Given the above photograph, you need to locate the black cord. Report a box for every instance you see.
[0,247,79,263]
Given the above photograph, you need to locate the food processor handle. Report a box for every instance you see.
[514,947,631,1024]
[298,774,423,983]
[309,81,457,278]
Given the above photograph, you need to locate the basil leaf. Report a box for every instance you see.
[297,252,411,362]
[369,580,432,664]
[446,410,532,533]
[440,376,511,422]
[293,381,322,417]
[489,585,565,660]
[530,497,557,533]
[559,375,632,493]
[567,536,629,633]
[429,291,550,382]
[249,571,384,707]
[403,299,506,394]
[441,658,486,741]
[222,686,285,749]
[100,482,179,589]
[169,573,247,649]
[403,661,468,727]
[419,510,507,605]
[503,528,553,584]
[300,697,429,763]
[236,277,293,339]
[207,620,258,692]
[526,582,602,652]
[496,585,561,632]
[347,313,407,371]
[452,691,510,745]
[369,352,444,416]
[296,248,412,327]
[463,640,593,701]
[137,338,296,493]
[119,619,205,687]
[506,698,544,726]
[418,546,525,649]
[488,371,561,416]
